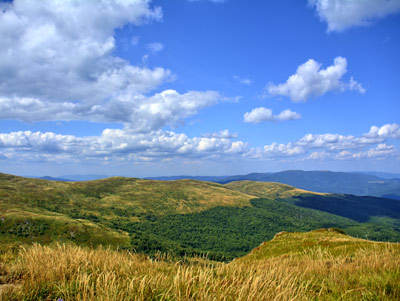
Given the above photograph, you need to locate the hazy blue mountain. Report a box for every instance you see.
[219,170,400,200]
[59,174,110,181]
[144,175,228,182]
[356,171,400,179]
[146,170,400,200]
[37,176,73,182]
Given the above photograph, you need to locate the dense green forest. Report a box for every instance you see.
[127,198,400,260]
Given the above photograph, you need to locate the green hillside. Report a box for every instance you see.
[225,180,323,198]
[225,180,400,243]
[1,173,400,261]
[238,228,400,262]
[0,173,251,249]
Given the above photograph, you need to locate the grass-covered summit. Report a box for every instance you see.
[238,227,397,261]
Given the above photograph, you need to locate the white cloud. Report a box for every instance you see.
[0,0,177,125]
[296,133,357,150]
[0,1,234,133]
[266,57,365,102]
[119,90,221,132]
[366,123,400,139]
[309,0,400,32]
[362,143,398,158]
[295,123,400,152]
[348,77,366,93]
[311,144,399,161]
[244,107,300,123]
[0,89,222,133]
[0,124,399,165]
[146,42,164,53]
[263,143,304,157]
[306,151,330,160]
[0,129,247,161]
[276,109,302,121]
[247,123,400,161]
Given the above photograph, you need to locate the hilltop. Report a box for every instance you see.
[238,228,397,261]
[225,180,322,199]
[1,173,400,260]
[0,173,251,250]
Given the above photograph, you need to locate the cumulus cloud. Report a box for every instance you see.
[0,1,236,132]
[0,0,167,100]
[0,90,222,132]
[365,123,400,139]
[0,129,247,162]
[146,42,164,53]
[246,123,400,161]
[244,107,300,123]
[266,57,365,102]
[309,0,400,32]
[0,124,399,164]
[294,124,400,151]
[310,144,399,161]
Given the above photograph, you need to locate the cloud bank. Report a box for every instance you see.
[1,124,398,164]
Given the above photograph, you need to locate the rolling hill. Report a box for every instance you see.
[1,172,400,260]
[0,173,251,250]
[238,227,400,262]
[147,170,400,200]
[221,170,400,199]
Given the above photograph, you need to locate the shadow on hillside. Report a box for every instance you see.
[288,194,400,223]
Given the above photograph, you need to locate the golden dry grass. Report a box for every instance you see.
[225,180,325,199]
[1,240,399,300]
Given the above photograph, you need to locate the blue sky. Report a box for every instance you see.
[0,0,399,177]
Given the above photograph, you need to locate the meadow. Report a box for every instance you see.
[1,229,399,300]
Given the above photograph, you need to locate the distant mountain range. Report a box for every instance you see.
[37,174,109,182]
[146,170,400,200]
[33,170,400,200]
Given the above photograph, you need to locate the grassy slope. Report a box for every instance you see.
[238,228,399,261]
[0,173,252,248]
[226,180,400,242]
[0,173,251,217]
[1,229,399,300]
[2,173,400,259]
[224,180,323,198]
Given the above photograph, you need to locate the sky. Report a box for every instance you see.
[0,0,399,177]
